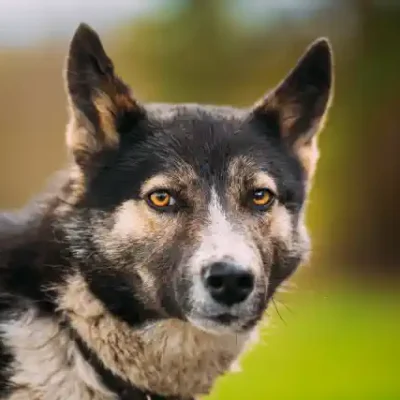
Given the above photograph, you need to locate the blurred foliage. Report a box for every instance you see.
[0,1,399,398]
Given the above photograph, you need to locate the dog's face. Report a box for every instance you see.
[61,24,332,335]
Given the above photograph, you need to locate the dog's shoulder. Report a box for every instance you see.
[0,300,115,400]
[0,199,112,399]
[0,291,16,398]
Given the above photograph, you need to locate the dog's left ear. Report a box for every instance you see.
[65,23,144,170]
[252,38,333,178]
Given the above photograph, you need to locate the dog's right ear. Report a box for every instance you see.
[65,23,144,169]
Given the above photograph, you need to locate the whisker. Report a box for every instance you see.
[272,297,287,326]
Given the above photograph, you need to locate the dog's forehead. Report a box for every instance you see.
[100,103,306,209]
[144,103,269,166]
[147,103,247,124]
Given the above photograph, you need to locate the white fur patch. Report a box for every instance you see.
[190,188,261,274]
[0,307,115,400]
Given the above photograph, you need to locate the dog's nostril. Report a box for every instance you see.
[203,262,255,306]
[206,275,224,290]
[237,273,254,290]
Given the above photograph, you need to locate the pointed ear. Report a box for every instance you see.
[252,38,333,178]
[65,23,144,169]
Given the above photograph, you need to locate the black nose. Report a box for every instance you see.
[203,262,255,306]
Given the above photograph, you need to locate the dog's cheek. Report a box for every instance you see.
[98,200,182,268]
[170,265,194,317]
[267,212,311,300]
[110,200,178,243]
[250,204,296,297]
[135,219,197,319]
[81,201,183,311]
[269,204,294,249]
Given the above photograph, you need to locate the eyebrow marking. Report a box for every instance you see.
[140,175,173,197]
[252,172,277,194]
[228,156,278,195]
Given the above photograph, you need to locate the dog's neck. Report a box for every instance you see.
[57,273,255,399]
[73,330,193,400]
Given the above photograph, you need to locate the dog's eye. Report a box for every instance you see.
[250,188,275,211]
[147,190,176,210]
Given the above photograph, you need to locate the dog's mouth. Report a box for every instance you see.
[212,313,239,324]
[178,274,268,334]
[186,309,258,335]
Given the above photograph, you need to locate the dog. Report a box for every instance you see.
[0,23,333,400]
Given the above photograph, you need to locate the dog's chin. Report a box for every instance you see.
[186,312,258,335]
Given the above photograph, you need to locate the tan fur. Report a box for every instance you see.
[92,92,120,149]
[140,175,175,197]
[114,92,137,112]
[295,136,320,179]
[112,200,155,240]
[65,110,99,157]
[252,171,278,194]
[66,92,120,158]
[296,213,312,265]
[104,200,166,297]
[65,88,133,165]
[52,165,88,214]
[57,273,254,398]
[109,199,179,248]
[269,204,293,246]
[108,169,201,248]
[66,164,87,203]
[0,307,115,400]
[294,93,333,181]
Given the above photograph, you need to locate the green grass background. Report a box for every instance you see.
[207,289,400,400]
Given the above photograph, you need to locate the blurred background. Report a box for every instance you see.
[0,0,399,399]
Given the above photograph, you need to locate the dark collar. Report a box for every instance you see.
[71,328,192,400]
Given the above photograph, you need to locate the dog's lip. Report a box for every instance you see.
[212,313,239,324]
[190,311,240,324]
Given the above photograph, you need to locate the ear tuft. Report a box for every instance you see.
[65,23,143,169]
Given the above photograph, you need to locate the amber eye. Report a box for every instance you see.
[147,190,176,210]
[251,188,275,210]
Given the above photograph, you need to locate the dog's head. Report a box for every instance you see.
[61,24,333,336]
